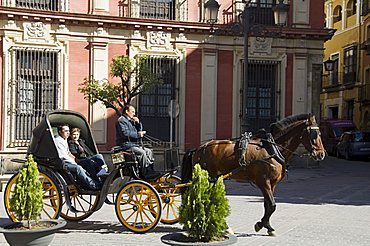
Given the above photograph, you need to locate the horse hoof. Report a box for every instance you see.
[254,223,261,232]
[268,231,276,236]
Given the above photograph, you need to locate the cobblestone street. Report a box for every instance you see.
[1,156,370,245]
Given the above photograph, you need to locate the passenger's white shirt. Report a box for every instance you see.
[54,135,75,163]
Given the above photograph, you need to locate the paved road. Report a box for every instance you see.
[0,156,369,245]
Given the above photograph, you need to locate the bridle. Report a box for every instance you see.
[301,123,323,156]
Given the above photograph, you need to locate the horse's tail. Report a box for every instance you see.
[181,149,196,194]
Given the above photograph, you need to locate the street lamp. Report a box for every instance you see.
[273,0,289,26]
[204,0,220,25]
[205,0,289,132]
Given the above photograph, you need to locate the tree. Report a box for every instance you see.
[179,164,230,242]
[79,55,162,116]
[10,154,43,229]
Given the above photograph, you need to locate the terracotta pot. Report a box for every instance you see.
[0,219,66,246]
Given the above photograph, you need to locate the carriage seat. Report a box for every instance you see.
[253,129,285,165]
[110,146,162,181]
[32,155,83,187]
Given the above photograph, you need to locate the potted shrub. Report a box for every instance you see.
[0,154,66,246]
[162,164,237,245]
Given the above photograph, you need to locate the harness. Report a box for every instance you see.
[237,130,285,167]
[237,132,252,166]
[260,132,286,165]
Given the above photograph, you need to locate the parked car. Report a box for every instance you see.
[336,131,370,160]
[320,119,358,155]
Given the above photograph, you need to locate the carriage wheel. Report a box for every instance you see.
[115,180,162,233]
[155,175,182,224]
[4,171,62,221]
[58,186,100,221]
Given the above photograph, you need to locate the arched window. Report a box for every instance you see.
[333,5,342,23]
[347,0,356,17]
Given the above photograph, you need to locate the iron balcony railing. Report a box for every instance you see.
[222,0,277,25]
[322,72,340,89]
[1,0,63,11]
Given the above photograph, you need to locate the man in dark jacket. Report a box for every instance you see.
[116,104,159,179]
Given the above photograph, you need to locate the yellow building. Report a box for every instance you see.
[360,1,370,129]
[323,0,370,129]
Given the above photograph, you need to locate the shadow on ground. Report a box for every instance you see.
[56,220,182,235]
[224,157,370,206]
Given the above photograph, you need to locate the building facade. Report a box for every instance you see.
[323,0,370,129]
[0,0,331,161]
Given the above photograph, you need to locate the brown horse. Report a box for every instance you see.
[181,114,325,235]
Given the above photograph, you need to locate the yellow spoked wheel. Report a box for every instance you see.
[115,180,162,233]
[154,175,182,224]
[4,171,62,221]
[59,186,100,221]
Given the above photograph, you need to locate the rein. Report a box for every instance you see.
[275,142,307,158]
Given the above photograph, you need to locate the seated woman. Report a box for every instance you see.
[68,127,108,182]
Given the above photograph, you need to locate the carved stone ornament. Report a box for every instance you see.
[147,31,171,50]
[23,22,50,42]
[250,37,272,55]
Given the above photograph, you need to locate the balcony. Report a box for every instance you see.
[322,72,340,90]
[343,72,356,85]
[222,1,277,25]
[1,0,63,11]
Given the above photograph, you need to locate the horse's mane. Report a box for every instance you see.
[270,114,309,138]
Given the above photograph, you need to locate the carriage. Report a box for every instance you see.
[3,110,184,233]
[3,110,326,236]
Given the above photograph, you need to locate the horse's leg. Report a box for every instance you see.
[254,182,276,236]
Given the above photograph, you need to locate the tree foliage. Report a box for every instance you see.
[79,55,162,116]
[179,164,230,242]
[10,154,43,229]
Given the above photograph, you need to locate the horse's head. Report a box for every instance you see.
[300,115,326,161]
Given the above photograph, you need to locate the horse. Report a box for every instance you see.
[181,114,325,236]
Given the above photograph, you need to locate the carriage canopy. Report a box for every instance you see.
[28,110,99,160]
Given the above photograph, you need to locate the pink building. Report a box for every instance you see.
[0,1,332,159]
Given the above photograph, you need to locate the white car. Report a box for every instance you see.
[336,131,370,160]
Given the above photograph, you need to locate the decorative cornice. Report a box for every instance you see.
[0,6,334,41]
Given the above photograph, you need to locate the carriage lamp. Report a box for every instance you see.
[204,0,220,25]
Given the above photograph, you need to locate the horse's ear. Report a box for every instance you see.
[308,114,316,124]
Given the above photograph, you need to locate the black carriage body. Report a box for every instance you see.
[28,110,99,168]
[7,110,183,232]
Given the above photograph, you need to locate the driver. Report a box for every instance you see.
[116,104,160,179]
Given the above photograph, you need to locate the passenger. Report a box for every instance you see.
[116,104,160,179]
[68,127,108,181]
[54,124,101,190]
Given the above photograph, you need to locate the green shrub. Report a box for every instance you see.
[179,164,230,242]
[10,154,43,229]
